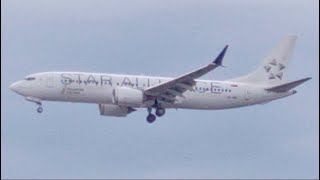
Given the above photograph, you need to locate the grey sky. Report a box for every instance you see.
[1,0,319,179]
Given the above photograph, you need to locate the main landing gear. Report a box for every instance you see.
[147,107,156,123]
[146,99,166,123]
[155,107,165,117]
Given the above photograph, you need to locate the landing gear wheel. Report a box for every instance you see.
[155,107,165,117]
[37,106,43,113]
[146,114,156,123]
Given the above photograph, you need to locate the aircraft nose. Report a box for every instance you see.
[10,81,21,93]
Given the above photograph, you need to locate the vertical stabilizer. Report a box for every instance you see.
[230,36,297,86]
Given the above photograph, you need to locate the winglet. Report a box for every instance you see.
[213,45,228,66]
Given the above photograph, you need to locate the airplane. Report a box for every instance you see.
[10,36,311,123]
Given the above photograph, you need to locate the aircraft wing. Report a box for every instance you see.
[144,45,228,102]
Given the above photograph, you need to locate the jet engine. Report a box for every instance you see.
[112,87,144,107]
[99,104,136,117]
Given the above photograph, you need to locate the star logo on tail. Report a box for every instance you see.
[264,58,286,80]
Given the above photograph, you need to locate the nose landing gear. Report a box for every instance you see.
[25,97,43,113]
[35,101,43,113]
[37,105,43,113]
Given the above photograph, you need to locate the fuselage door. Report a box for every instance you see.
[46,75,55,88]
[245,88,252,101]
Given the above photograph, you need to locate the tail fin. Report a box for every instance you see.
[265,77,311,92]
[230,36,297,86]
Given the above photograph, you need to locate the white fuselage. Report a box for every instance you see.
[10,72,294,110]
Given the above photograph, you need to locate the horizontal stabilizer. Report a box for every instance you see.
[265,77,311,92]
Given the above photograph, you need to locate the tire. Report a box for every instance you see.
[146,114,156,123]
[37,107,43,113]
[155,107,165,117]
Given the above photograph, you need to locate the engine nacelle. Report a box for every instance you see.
[112,87,144,107]
[99,104,136,117]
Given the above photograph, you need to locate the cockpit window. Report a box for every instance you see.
[25,77,36,81]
